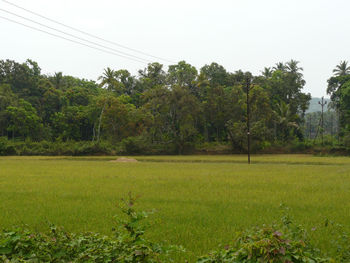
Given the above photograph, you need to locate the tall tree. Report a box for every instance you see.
[261,67,273,78]
[6,99,42,140]
[286,59,303,77]
[273,101,299,140]
[138,62,166,91]
[98,67,118,91]
[273,62,286,71]
[167,61,198,90]
[327,61,350,134]
[333,61,350,77]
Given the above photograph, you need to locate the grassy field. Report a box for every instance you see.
[0,154,350,261]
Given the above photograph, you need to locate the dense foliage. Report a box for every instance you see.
[197,208,332,263]
[327,61,350,146]
[0,59,312,154]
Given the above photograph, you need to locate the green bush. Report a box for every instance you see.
[0,137,8,155]
[0,137,16,155]
[197,207,332,263]
[289,139,313,152]
[197,227,329,263]
[0,140,115,156]
[121,136,148,155]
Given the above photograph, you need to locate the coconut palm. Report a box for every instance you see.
[261,67,273,78]
[274,101,299,139]
[273,62,286,72]
[286,60,303,74]
[52,72,63,89]
[98,67,118,91]
[333,61,350,76]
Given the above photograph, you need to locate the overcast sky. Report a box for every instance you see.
[1,0,349,97]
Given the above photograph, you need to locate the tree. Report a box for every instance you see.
[138,62,166,91]
[51,72,63,89]
[273,62,286,71]
[167,61,198,95]
[51,105,91,141]
[286,59,303,78]
[327,67,350,134]
[168,85,202,153]
[333,61,350,77]
[0,58,318,152]
[101,96,151,142]
[114,69,136,96]
[143,85,201,153]
[0,84,17,136]
[263,60,310,132]
[98,67,118,91]
[6,99,42,140]
[199,62,229,87]
[226,84,273,152]
[273,101,299,140]
[0,59,41,104]
[261,67,273,78]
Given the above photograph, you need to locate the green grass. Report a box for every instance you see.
[1,154,350,261]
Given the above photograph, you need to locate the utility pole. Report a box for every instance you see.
[246,76,251,164]
[318,97,327,146]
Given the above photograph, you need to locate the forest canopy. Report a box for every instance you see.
[1,58,344,155]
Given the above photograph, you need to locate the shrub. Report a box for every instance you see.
[121,136,147,155]
[197,227,329,263]
[289,139,313,152]
[0,137,16,155]
[197,207,331,263]
[0,140,115,156]
[0,137,9,155]
[323,219,350,262]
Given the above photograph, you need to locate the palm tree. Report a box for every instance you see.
[333,61,350,76]
[98,67,117,91]
[286,60,303,74]
[273,62,286,72]
[261,67,273,78]
[274,101,298,140]
[52,72,63,89]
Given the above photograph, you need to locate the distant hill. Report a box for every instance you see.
[306,97,332,113]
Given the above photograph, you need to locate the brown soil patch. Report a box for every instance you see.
[110,157,138,163]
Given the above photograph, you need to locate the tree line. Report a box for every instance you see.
[326,61,350,146]
[0,58,346,154]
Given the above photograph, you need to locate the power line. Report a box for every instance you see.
[0,7,152,63]
[0,15,148,64]
[1,0,175,64]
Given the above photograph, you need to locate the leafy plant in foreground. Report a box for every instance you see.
[197,206,332,263]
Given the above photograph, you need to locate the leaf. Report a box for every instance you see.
[0,247,12,254]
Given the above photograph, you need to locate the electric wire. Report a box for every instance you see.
[1,0,175,63]
[0,15,148,64]
[0,7,152,63]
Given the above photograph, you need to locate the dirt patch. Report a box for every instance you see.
[110,157,138,163]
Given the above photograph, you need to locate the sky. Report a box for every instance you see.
[1,0,349,97]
